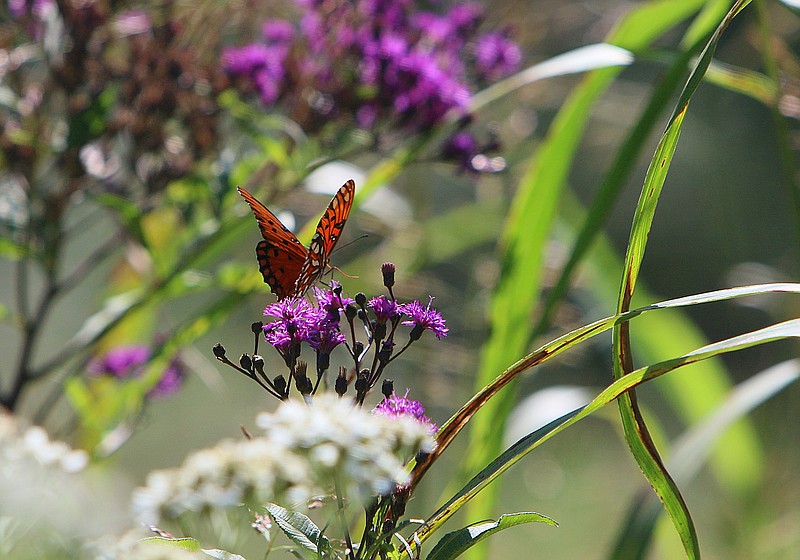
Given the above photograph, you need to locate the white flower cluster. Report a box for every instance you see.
[132,395,435,524]
[0,413,89,474]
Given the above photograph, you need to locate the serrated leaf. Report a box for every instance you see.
[202,548,249,560]
[264,503,333,557]
[427,512,557,560]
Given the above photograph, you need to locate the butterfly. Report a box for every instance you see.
[238,180,355,299]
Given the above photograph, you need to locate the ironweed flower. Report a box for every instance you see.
[218,264,448,400]
[374,390,438,434]
[369,295,399,324]
[399,297,449,340]
[222,0,521,145]
[89,345,185,399]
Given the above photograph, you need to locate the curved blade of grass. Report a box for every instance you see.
[611,3,752,559]
[410,282,800,489]
[609,358,800,559]
[407,318,800,553]
[462,1,721,549]
[426,512,557,560]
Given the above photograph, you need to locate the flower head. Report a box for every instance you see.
[374,390,437,434]
[399,297,448,340]
[89,345,185,399]
[369,296,399,324]
[132,395,435,523]
[263,297,319,347]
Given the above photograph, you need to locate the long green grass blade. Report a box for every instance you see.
[410,317,800,553]
[462,2,712,552]
[609,359,800,559]
[611,3,752,559]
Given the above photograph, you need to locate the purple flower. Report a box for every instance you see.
[374,390,437,434]
[220,0,520,139]
[89,345,185,399]
[263,297,319,350]
[399,297,448,340]
[368,296,399,324]
[307,320,346,354]
[262,19,294,44]
[475,31,522,81]
[314,283,354,322]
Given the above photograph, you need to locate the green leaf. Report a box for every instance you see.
[409,316,800,554]
[202,548,249,560]
[264,503,333,558]
[462,2,724,555]
[141,536,202,551]
[611,3,753,559]
[609,359,800,559]
[426,512,557,560]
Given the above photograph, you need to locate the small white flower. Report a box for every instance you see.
[132,395,435,523]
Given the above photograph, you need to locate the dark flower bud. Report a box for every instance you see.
[409,323,425,342]
[381,262,396,288]
[354,371,369,395]
[251,321,264,334]
[297,375,313,395]
[273,375,287,396]
[345,303,358,321]
[335,369,348,396]
[373,321,386,341]
[316,351,330,372]
[252,354,265,375]
[353,341,364,358]
[382,518,395,534]
[212,343,226,359]
[239,353,253,371]
[377,341,393,364]
[381,379,394,398]
[355,292,367,307]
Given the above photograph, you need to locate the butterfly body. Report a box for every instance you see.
[238,180,355,298]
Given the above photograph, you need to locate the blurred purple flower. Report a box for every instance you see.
[475,31,522,80]
[399,297,448,340]
[374,390,437,434]
[89,345,185,399]
[222,0,521,138]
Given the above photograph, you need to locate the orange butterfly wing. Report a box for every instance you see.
[238,187,308,299]
[295,180,356,295]
[238,180,355,298]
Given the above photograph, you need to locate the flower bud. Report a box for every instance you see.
[251,321,264,334]
[239,353,253,371]
[355,292,367,307]
[381,262,396,288]
[273,375,287,396]
[212,343,226,359]
[335,369,348,396]
[381,379,394,398]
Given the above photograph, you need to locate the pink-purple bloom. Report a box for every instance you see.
[374,390,437,434]
[221,0,521,136]
[399,297,448,340]
[89,345,185,399]
[368,296,399,324]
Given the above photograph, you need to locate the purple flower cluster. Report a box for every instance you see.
[89,345,185,399]
[399,297,449,340]
[374,390,437,434]
[222,0,521,135]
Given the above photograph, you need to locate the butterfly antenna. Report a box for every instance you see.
[331,234,369,256]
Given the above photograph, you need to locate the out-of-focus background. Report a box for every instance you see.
[1,0,799,558]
